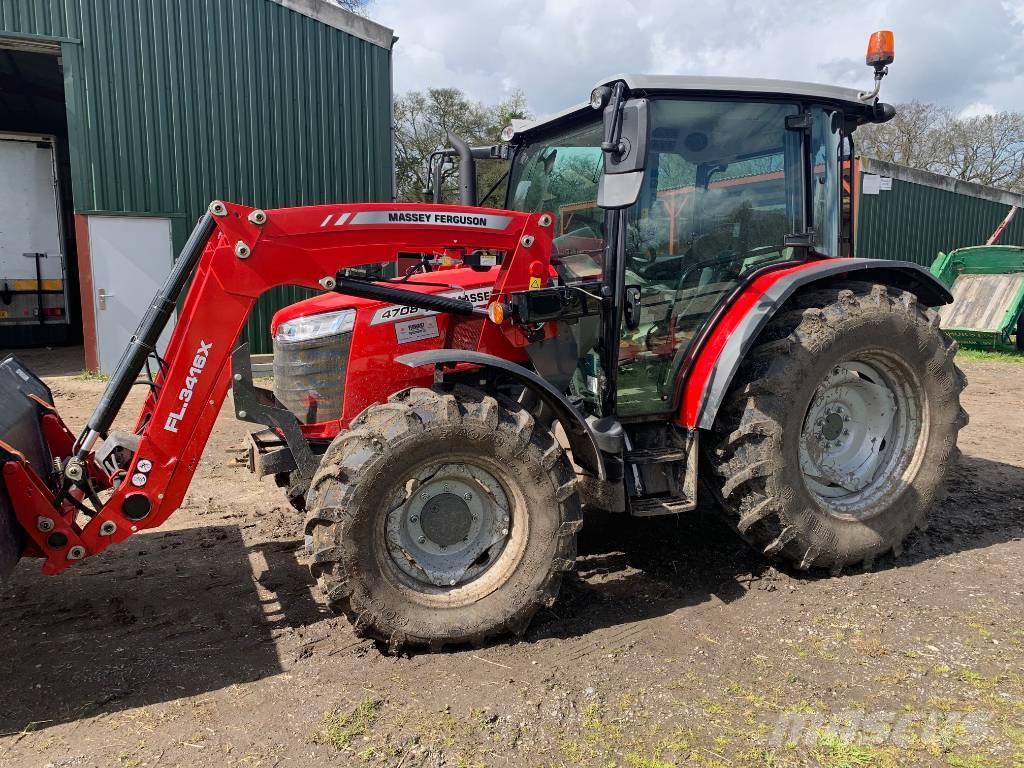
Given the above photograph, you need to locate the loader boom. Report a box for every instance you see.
[5,200,553,575]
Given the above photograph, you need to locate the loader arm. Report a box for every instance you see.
[3,201,553,575]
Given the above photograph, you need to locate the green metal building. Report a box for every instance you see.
[856,157,1024,266]
[0,0,394,369]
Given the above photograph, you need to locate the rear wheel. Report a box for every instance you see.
[703,282,968,572]
[304,386,581,651]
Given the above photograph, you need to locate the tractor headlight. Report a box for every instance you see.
[275,309,356,343]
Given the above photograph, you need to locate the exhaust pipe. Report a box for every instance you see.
[446,132,477,207]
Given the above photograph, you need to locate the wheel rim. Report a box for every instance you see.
[799,354,924,520]
[384,461,512,588]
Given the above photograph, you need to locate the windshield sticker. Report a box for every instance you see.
[395,316,440,345]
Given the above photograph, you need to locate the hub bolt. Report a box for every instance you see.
[410,515,418,523]
[449,579,457,586]
[418,536,426,544]
[464,492,472,501]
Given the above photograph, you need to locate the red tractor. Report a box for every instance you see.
[0,34,967,650]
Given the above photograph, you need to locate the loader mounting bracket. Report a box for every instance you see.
[230,343,319,485]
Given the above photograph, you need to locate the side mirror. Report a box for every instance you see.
[597,93,649,210]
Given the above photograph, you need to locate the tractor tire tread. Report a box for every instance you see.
[305,385,581,652]
[702,280,967,572]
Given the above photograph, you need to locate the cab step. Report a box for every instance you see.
[628,495,696,517]
[624,446,689,464]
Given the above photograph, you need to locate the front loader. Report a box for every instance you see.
[0,32,968,650]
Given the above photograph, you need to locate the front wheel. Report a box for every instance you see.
[304,386,581,651]
[703,282,968,573]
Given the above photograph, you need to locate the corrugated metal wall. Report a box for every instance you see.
[856,160,1024,267]
[3,0,393,353]
[0,0,79,41]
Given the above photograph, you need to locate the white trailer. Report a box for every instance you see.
[0,133,70,346]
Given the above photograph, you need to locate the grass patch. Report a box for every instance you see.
[958,670,997,690]
[955,348,1024,364]
[75,369,111,381]
[813,731,879,768]
[625,753,675,768]
[311,698,380,750]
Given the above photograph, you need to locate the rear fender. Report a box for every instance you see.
[395,349,606,481]
[681,258,952,431]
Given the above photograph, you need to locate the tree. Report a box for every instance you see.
[855,101,950,173]
[938,112,1024,190]
[394,88,530,203]
[331,0,370,13]
[857,102,1024,193]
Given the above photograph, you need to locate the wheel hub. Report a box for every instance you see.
[385,462,511,588]
[820,410,845,441]
[420,493,473,548]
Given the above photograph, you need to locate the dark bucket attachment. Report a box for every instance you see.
[0,356,56,580]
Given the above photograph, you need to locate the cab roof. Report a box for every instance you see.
[508,74,875,141]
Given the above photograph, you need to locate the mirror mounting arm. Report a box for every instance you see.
[599,82,629,160]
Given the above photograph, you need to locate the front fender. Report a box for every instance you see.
[395,349,606,481]
[682,258,952,431]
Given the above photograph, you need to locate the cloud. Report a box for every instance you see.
[371,0,1024,116]
[959,102,998,118]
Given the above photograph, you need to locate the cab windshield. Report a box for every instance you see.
[506,120,608,281]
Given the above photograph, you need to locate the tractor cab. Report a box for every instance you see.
[502,72,895,420]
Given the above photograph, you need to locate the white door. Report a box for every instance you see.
[88,216,174,374]
[0,135,66,326]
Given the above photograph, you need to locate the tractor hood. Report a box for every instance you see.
[270,266,499,337]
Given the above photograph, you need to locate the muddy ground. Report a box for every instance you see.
[0,348,1021,768]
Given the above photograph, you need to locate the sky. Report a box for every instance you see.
[370,0,1024,120]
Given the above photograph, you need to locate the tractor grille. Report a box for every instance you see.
[272,333,350,424]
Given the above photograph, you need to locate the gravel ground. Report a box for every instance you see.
[0,348,1021,768]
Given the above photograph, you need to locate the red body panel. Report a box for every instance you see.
[271,269,506,436]
[677,257,855,427]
